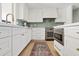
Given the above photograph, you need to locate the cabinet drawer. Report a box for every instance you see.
[13,27,25,35]
[65,26,79,39]
[66,36,79,55]
[0,37,11,56]
[0,27,11,38]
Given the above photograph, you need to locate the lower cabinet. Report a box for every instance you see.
[0,37,11,56]
[63,26,79,56]
[32,28,45,40]
[13,34,23,56]
[13,27,31,56]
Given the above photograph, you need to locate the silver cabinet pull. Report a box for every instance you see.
[76,48,79,51]
[76,32,79,34]
[21,34,24,36]
[0,48,2,50]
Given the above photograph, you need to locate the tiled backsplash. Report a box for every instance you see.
[16,19,27,26]
[16,19,64,27]
[29,18,64,27]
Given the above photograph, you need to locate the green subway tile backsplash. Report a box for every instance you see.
[16,18,64,27]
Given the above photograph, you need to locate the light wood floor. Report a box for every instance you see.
[19,40,59,56]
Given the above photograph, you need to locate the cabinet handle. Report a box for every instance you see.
[76,48,79,51]
[76,32,79,34]
[0,48,2,50]
[21,34,24,36]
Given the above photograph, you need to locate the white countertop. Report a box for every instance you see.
[0,22,29,28]
[54,22,79,28]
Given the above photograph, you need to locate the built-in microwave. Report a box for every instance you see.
[54,28,64,45]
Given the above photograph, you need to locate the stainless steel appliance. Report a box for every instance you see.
[45,28,54,41]
[54,28,64,45]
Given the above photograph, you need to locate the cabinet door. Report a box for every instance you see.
[55,8,66,22]
[43,8,57,18]
[13,34,23,56]
[0,37,11,56]
[0,26,11,38]
[28,8,43,22]
[64,36,79,56]
[24,28,31,46]
[32,28,45,40]
[23,4,28,21]
[64,27,79,56]
[16,3,24,19]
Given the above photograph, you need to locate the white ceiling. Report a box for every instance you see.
[27,3,79,9]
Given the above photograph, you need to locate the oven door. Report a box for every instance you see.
[54,28,64,45]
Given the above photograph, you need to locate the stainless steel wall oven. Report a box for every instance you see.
[54,28,64,45]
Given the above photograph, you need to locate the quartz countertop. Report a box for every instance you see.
[0,22,29,28]
[54,22,79,28]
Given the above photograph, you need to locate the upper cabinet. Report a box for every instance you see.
[16,3,28,21]
[55,5,73,24]
[23,4,28,21]
[16,3,24,20]
[55,8,66,22]
[42,8,58,18]
[28,8,58,22]
[28,8,43,22]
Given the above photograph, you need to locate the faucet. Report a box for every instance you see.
[6,13,14,24]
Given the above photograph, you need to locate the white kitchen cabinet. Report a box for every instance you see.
[13,27,31,56]
[28,8,43,22]
[13,27,25,56]
[64,26,79,56]
[42,8,58,18]
[24,28,31,46]
[13,34,23,56]
[23,4,28,21]
[16,3,24,19]
[64,36,79,56]
[15,3,28,21]
[64,5,73,24]
[0,37,11,56]
[32,28,45,40]
[0,26,11,38]
[55,8,66,22]
[0,26,12,56]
